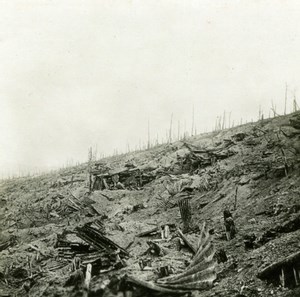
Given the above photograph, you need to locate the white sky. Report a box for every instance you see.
[1,0,300,176]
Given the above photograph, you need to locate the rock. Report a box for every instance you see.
[239,176,250,185]
[248,218,256,224]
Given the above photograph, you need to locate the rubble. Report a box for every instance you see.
[289,113,300,130]
[91,164,157,191]
[1,112,300,296]
[138,258,152,271]
[76,224,129,257]
[0,235,17,252]
[123,223,216,294]
[143,241,166,257]
[178,141,236,173]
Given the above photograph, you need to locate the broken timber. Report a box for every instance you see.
[125,275,187,294]
[257,251,300,287]
[179,197,192,232]
[76,225,129,257]
[180,141,236,172]
[91,165,156,191]
[136,224,176,238]
[157,223,216,290]
[136,227,159,237]
[125,222,216,293]
[177,228,197,254]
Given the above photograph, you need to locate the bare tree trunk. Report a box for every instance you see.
[169,113,173,143]
[147,119,150,149]
[284,83,288,115]
[222,111,226,130]
[88,147,93,193]
[191,105,195,136]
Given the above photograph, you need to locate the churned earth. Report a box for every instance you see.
[0,112,300,297]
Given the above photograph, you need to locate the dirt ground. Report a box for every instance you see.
[0,112,300,297]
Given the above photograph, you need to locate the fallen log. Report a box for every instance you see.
[182,142,218,154]
[67,197,81,211]
[125,275,187,294]
[91,219,106,234]
[257,251,300,279]
[177,228,197,254]
[275,214,300,233]
[99,192,113,201]
[136,227,158,237]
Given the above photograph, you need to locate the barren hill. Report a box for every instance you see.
[1,112,300,297]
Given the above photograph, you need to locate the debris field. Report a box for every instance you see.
[0,112,300,297]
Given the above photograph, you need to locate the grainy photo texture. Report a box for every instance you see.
[0,1,300,297]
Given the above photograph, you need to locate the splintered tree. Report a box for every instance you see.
[271,100,278,117]
[88,147,93,193]
[169,113,173,143]
[222,110,226,130]
[178,198,192,233]
[258,105,262,121]
[293,90,299,112]
[147,119,150,149]
[191,105,195,136]
[284,83,288,115]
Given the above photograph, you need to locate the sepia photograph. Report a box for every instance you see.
[0,1,300,296]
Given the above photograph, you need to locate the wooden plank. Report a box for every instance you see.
[257,251,300,279]
[136,227,158,237]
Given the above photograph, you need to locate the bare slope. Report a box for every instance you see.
[0,112,300,297]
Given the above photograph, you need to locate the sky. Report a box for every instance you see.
[1,0,300,177]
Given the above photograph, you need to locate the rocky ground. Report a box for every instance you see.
[0,112,300,297]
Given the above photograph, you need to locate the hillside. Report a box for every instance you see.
[0,112,300,297]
